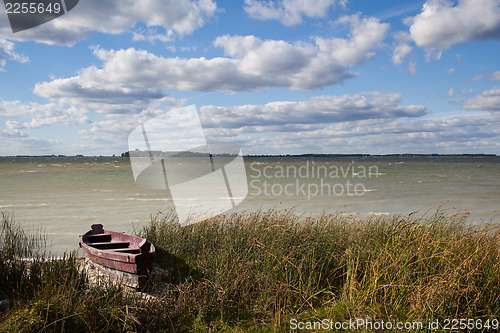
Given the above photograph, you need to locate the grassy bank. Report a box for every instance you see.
[1,209,500,332]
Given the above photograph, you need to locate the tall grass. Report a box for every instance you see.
[1,209,500,332]
[0,212,46,301]
[142,209,500,330]
[0,214,157,332]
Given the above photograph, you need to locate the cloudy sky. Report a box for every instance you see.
[1,0,500,155]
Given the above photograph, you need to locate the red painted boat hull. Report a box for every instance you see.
[79,224,155,288]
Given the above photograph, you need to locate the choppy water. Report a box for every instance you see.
[1,155,499,254]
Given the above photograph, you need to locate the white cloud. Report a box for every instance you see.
[33,15,388,99]
[314,14,389,68]
[460,87,500,111]
[0,39,29,70]
[0,127,60,155]
[193,92,500,154]
[407,0,500,49]
[75,97,186,152]
[466,71,500,82]
[1,126,27,138]
[469,74,485,82]
[391,31,416,73]
[244,0,346,26]
[437,87,454,98]
[0,96,185,155]
[132,28,174,44]
[392,42,413,65]
[34,69,166,114]
[0,99,90,129]
[408,61,416,75]
[0,0,217,45]
[1,89,429,155]
[199,91,428,130]
[3,89,499,155]
[0,95,183,136]
[244,114,500,154]
[491,71,500,80]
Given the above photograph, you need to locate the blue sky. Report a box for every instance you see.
[1,0,500,156]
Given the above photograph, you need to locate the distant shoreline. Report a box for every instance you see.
[245,153,499,158]
[1,153,498,158]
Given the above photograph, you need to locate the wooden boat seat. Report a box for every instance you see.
[87,234,112,242]
[87,241,130,250]
[114,248,141,254]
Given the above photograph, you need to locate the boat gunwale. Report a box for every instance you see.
[79,227,155,265]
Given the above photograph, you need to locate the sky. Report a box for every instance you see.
[0,0,500,156]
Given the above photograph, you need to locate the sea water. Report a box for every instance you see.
[1,155,499,254]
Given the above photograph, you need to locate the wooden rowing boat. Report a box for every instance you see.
[79,224,155,289]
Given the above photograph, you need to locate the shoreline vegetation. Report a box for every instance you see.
[1,209,500,332]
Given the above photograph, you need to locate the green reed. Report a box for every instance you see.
[1,209,500,332]
[142,209,500,331]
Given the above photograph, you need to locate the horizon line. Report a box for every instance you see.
[1,153,499,158]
